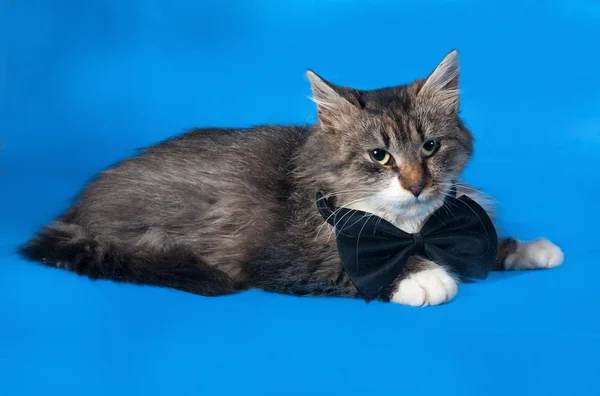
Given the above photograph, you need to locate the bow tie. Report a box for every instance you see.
[316,189,498,302]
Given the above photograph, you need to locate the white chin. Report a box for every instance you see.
[391,198,437,216]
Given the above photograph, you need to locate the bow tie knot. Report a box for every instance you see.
[412,232,425,255]
[316,190,498,302]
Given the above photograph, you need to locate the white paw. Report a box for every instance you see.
[390,265,458,307]
[505,239,564,270]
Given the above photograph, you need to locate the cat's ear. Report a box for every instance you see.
[306,70,361,131]
[420,50,460,113]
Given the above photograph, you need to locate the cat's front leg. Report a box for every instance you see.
[496,238,564,270]
[386,238,565,307]
[388,258,458,306]
[459,187,565,271]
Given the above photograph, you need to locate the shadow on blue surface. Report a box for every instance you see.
[1,1,599,395]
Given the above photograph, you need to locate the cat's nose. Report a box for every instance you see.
[406,184,424,197]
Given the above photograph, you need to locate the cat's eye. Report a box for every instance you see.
[421,140,439,157]
[369,149,393,166]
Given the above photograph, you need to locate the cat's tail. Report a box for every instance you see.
[18,221,242,296]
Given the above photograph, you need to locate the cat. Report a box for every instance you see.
[19,50,564,306]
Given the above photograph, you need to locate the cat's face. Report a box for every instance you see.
[308,50,473,222]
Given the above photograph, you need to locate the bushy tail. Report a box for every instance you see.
[18,221,242,296]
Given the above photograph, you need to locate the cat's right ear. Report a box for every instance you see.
[419,50,460,113]
[306,70,360,131]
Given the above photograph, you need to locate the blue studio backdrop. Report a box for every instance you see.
[1,1,599,395]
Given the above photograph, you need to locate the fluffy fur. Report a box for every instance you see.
[19,50,564,305]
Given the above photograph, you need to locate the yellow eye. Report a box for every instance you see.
[369,149,393,166]
[421,140,439,157]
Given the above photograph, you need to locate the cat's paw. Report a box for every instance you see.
[390,264,458,306]
[505,239,564,270]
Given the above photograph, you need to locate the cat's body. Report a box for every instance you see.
[19,51,564,305]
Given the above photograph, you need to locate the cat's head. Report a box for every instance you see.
[306,50,473,223]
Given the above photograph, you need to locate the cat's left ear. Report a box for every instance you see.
[306,70,361,131]
[420,50,460,113]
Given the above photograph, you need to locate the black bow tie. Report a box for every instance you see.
[316,189,498,302]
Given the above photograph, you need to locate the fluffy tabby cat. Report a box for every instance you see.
[19,50,564,306]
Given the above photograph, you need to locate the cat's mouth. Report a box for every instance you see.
[413,196,431,204]
[405,189,436,203]
[396,194,436,207]
[390,186,446,210]
[414,184,450,202]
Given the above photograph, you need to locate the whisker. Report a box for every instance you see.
[440,198,460,222]
[315,197,371,240]
[329,198,392,242]
[441,192,492,240]
[355,213,376,270]
[437,182,503,206]
[334,205,367,236]
[316,189,380,201]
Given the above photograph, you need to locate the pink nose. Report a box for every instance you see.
[406,184,424,197]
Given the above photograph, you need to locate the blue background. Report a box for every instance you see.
[1,0,599,395]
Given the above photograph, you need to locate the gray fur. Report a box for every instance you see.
[20,50,513,300]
